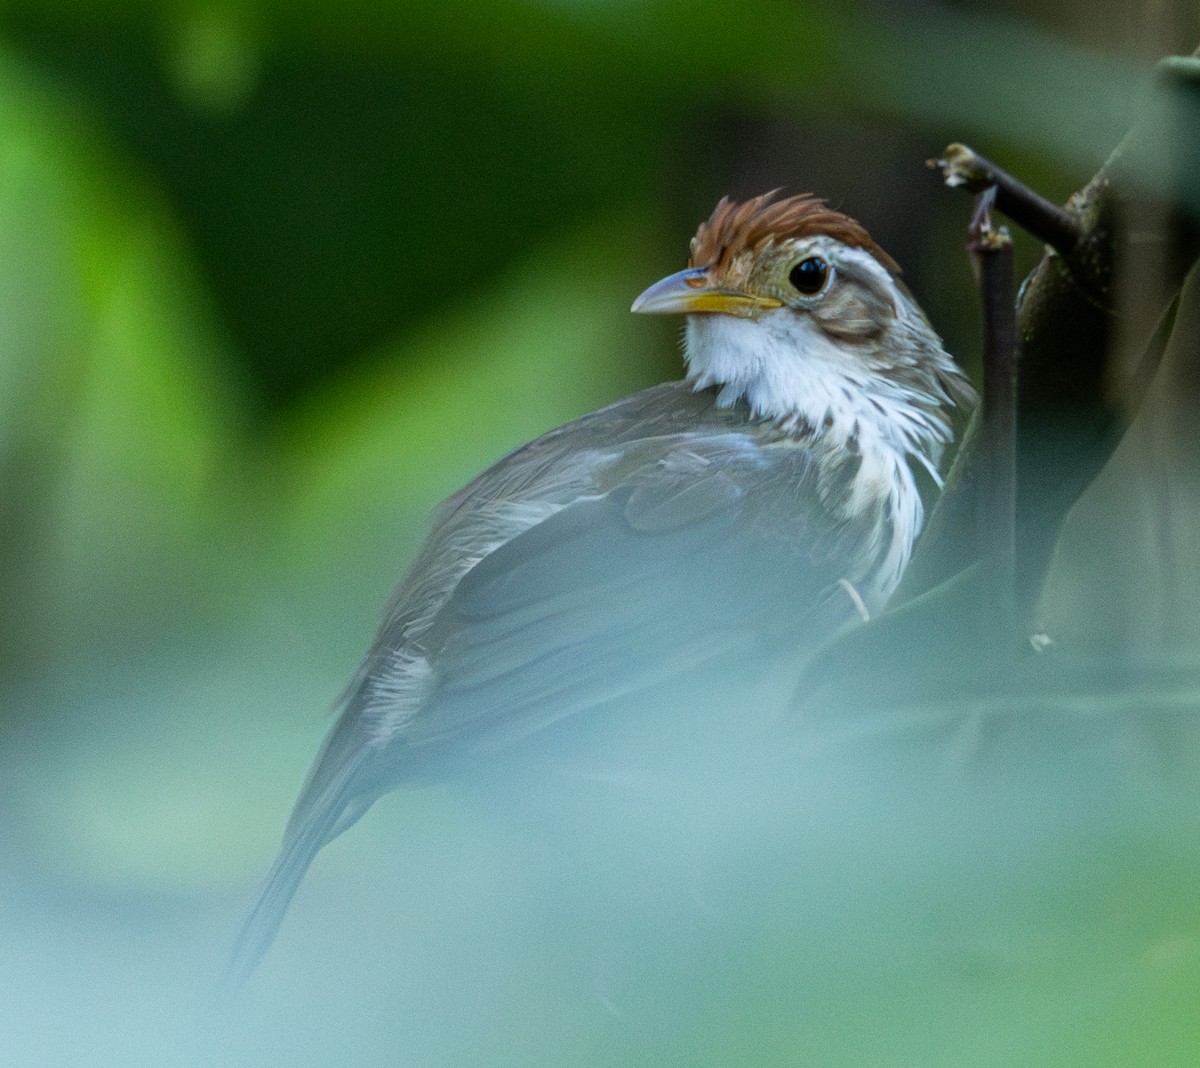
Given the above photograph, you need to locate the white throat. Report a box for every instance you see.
[685,312,947,467]
[683,309,954,598]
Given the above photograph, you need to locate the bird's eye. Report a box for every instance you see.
[789,257,830,296]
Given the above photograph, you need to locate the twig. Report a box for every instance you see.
[966,189,1017,639]
[929,143,1083,255]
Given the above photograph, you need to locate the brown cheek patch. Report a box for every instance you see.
[814,284,894,342]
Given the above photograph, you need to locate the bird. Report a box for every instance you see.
[227,190,975,985]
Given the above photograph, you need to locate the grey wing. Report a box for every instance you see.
[227,384,868,984]
[389,429,872,764]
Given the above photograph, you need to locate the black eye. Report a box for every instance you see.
[789,257,830,295]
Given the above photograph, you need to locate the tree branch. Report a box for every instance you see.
[966,191,1018,640]
[798,52,1200,712]
[897,53,1200,624]
[930,143,1082,256]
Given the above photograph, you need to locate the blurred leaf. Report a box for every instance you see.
[0,0,1155,413]
[167,6,261,112]
[1,4,682,403]
[2,0,837,97]
[0,50,243,660]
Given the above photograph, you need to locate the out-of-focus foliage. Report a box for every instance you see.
[1,0,1199,1065]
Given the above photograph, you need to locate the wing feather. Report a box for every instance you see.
[231,382,884,983]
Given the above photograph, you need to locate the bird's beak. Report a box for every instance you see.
[630,267,783,316]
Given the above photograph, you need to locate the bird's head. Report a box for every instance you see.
[632,191,974,462]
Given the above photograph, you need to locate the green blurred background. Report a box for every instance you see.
[1,1,1199,1065]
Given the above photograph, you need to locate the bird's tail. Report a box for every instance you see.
[223,754,372,992]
